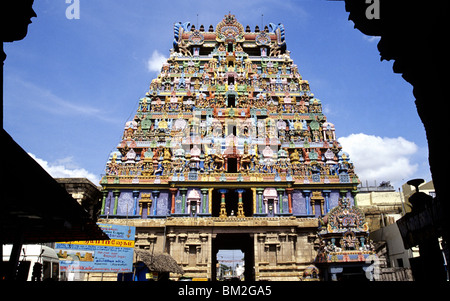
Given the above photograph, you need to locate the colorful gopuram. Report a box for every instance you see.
[99,14,374,281]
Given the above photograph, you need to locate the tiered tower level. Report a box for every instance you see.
[100,14,371,281]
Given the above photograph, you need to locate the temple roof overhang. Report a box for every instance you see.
[1,130,108,243]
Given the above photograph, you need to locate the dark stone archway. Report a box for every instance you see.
[344,0,450,281]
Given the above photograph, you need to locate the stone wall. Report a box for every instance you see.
[101,217,318,280]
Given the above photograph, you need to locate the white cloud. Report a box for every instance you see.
[147,50,167,73]
[28,153,100,185]
[362,35,381,43]
[338,133,418,187]
[6,75,116,123]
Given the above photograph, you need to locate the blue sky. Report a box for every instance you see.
[3,0,431,189]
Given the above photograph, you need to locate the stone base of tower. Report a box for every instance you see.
[100,217,318,281]
[256,265,303,281]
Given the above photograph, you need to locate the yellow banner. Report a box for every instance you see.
[58,239,134,248]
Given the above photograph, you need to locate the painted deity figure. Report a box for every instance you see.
[163,148,172,164]
[211,153,225,172]
[240,145,252,173]
[290,149,300,164]
[204,153,212,173]
[106,154,119,175]
[341,232,359,250]
[154,160,164,176]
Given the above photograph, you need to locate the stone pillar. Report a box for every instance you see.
[236,188,245,217]
[257,233,266,267]
[167,231,176,256]
[218,188,228,218]
[179,188,188,214]
[169,188,178,214]
[200,233,209,264]
[101,190,108,215]
[323,190,331,214]
[303,190,311,215]
[196,246,202,265]
[132,190,140,216]
[201,188,209,214]
[285,188,293,214]
[419,236,448,281]
[251,188,256,214]
[277,188,285,214]
[351,189,358,207]
[288,233,297,262]
[256,188,264,214]
[152,190,160,216]
[112,190,120,215]
[178,234,187,265]
[208,188,213,214]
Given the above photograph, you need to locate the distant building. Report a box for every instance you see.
[356,181,405,232]
[357,181,414,280]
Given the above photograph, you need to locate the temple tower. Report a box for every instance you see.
[99,14,372,281]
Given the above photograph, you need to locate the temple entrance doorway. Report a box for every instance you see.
[212,233,254,281]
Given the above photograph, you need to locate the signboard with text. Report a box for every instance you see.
[55,223,136,273]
